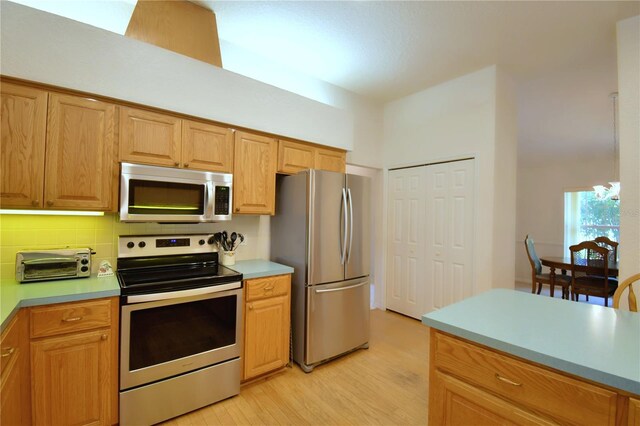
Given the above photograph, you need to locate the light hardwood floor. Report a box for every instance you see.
[163,309,429,425]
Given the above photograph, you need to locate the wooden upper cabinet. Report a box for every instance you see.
[233,131,277,215]
[45,94,116,210]
[0,83,48,208]
[315,147,346,173]
[120,106,181,167]
[277,139,315,174]
[182,119,233,172]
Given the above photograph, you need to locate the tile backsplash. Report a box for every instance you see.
[0,213,269,280]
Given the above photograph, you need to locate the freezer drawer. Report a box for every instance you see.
[305,278,370,366]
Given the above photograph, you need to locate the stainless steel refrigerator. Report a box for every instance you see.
[271,169,370,372]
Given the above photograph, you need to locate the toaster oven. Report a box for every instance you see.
[16,248,94,283]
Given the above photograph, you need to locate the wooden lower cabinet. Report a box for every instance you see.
[429,329,634,426]
[29,297,119,426]
[630,398,640,426]
[0,310,31,426]
[243,274,291,381]
[31,330,112,425]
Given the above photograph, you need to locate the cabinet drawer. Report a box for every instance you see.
[433,332,618,426]
[30,298,112,339]
[245,275,290,302]
[0,314,20,377]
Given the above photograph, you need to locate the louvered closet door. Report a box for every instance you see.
[386,167,427,319]
[425,159,475,312]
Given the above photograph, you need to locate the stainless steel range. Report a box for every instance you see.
[116,234,243,425]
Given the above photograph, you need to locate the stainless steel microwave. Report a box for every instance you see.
[120,163,232,222]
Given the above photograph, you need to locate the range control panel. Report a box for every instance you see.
[118,234,217,258]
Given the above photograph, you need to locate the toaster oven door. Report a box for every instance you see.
[21,258,78,282]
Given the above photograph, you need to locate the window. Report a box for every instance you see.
[564,190,620,255]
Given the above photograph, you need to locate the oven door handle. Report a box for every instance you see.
[124,281,242,304]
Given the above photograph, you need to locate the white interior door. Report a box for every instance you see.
[425,159,475,311]
[386,167,427,319]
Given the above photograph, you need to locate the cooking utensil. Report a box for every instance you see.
[238,233,245,247]
[221,231,229,250]
[230,232,237,250]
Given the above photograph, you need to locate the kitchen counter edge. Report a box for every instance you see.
[1,275,120,332]
[421,289,640,396]
[227,260,294,280]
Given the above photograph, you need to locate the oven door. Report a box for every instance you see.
[120,282,242,390]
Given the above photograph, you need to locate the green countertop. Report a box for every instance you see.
[1,259,294,332]
[422,289,640,395]
[227,259,294,280]
[1,275,120,332]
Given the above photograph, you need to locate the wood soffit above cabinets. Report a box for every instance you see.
[0,76,347,158]
[125,0,223,68]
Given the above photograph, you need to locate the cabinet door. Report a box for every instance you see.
[45,94,116,210]
[120,106,181,167]
[430,370,555,426]
[32,329,111,426]
[630,398,640,426]
[1,311,31,426]
[277,139,315,174]
[315,147,346,173]
[182,119,233,172]
[0,83,47,208]
[233,131,277,215]
[244,294,290,380]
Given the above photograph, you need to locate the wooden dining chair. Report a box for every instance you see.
[593,236,619,263]
[569,241,618,307]
[613,273,639,312]
[524,235,570,299]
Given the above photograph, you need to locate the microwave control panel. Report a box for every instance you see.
[214,186,231,215]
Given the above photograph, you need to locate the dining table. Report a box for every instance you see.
[540,256,620,298]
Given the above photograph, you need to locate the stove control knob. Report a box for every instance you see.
[81,258,89,265]
[199,239,205,246]
[138,241,146,248]
[80,266,89,272]
[208,237,215,245]
[127,242,134,249]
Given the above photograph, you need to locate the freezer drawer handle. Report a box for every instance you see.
[314,281,367,294]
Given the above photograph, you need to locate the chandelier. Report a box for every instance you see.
[593,92,620,201]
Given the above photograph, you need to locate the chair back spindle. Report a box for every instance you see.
[613,273,639,312]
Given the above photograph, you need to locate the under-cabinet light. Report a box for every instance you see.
[0,209,105,216]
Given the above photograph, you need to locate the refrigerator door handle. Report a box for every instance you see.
[346,188,354,263]
[314,281,367,293]
[340,188,348,265]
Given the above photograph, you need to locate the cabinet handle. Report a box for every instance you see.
[1,347,15,358]
[174,162,180,167]
[101,334,108,341]
[32,199,39,206]
[46,200,53,206]
[63,316,83,322]
[248,304,254,310]
[495,373,522,387]
[264,285,274,291]
[184,163,189,168]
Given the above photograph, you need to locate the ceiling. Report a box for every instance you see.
[9,0,640,165]
[197,1,638,166]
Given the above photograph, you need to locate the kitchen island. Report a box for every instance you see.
[422,289,640,425]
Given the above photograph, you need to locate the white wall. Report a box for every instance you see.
[515,155,612,283]
[617,16,640,287]
[493,67,518,292]
[0,1,353,151]
[383,66,518,300]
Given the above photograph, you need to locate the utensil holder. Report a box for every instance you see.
[221,250,236,266]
